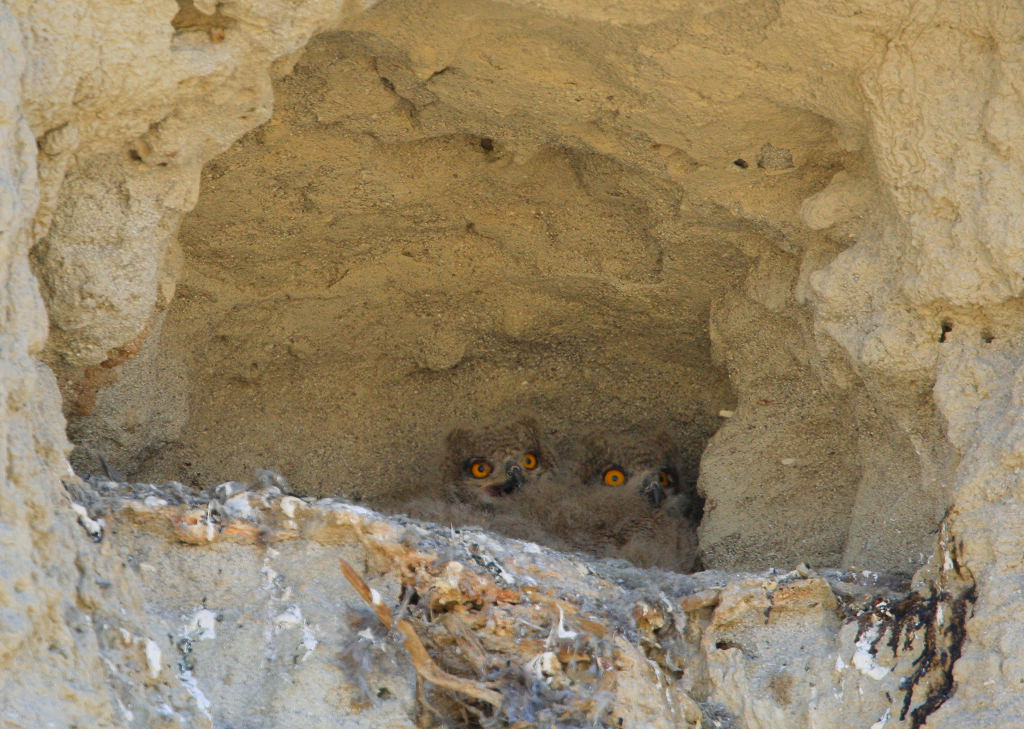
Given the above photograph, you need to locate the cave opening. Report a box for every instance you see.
[52,1,950,576]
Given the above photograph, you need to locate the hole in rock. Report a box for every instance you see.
[54,10,955,577]
[939,320,953,343]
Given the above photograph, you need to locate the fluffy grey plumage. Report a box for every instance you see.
[542,429,700,570]
[399,419,557,540]
[442,419,553,488]
[400,422,700,572]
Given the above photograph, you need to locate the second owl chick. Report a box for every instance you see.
[544,430,701,570]
[574,430,699,516]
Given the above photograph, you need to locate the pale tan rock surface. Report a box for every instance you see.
[65,0,946,577]
[2,0,1024,726]
[66,481,966,729]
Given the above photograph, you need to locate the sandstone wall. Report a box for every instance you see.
[2,0,363,723]
[58,0,954,576]
[3,0,1024,726]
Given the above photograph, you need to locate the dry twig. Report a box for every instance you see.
[339,558,504,709]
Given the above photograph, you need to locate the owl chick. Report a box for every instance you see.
[544,430,700,571]
[441,419,552,505]
[397,419,556,536]
[575,430,696,513]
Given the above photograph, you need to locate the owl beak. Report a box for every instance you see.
[641,475,666,508]
[484,463,525,497]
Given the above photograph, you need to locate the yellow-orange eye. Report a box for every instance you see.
[658,470,672,488]
[521,453,538,470]
[603,468,626,487]
[470,460,492,479]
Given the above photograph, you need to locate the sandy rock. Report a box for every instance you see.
[2,0,1024,726]
[799,171,875,231]
[75,484,959,729]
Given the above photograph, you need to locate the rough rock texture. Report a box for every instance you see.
[3,0,1024,726]
[74,24,742,507]
[66,0,951,577]
[1,0,366,724]
[70,480,968,729]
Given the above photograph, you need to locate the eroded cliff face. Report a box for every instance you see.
[4,0,1024,726]
[60,1,954,575]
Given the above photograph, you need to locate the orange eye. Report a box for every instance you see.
[521,453,538,470]
[658,470,673,488]
[603,468,626,487]
[470,460,492,479]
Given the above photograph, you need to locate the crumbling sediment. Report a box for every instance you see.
[3,1,1024,726]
